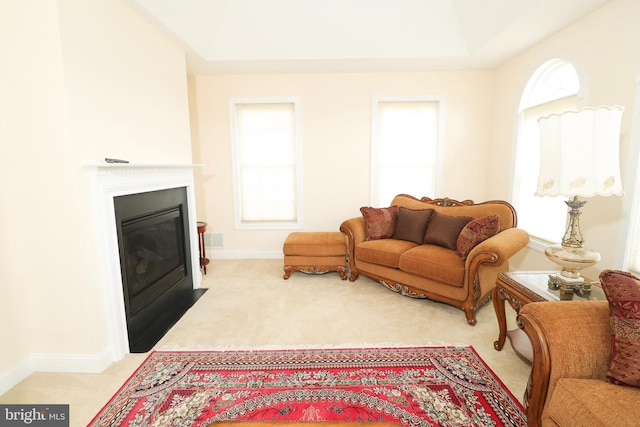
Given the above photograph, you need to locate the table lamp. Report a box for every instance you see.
[536,105,624,290]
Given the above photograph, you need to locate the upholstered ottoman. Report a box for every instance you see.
[283,232,347,280]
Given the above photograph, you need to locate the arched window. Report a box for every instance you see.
[513,59,581,243]
[619,74,640,273]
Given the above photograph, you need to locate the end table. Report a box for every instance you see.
[492,271,605,361]
[197,221,210,274]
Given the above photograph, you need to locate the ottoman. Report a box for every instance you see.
[283,232,347,280]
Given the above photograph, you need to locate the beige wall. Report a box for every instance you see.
[191,71,495,257]
[489,0,640,279]
[58,0,193,164]
[0,0,192,388]
[0,0,67,379]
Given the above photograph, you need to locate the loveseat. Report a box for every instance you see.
[340,194,529,325]
[518,269,640,426]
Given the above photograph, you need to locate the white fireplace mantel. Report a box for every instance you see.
[84,162,203,168]
[85,163,203,363]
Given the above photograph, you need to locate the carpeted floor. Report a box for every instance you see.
[0,259,531,427]
[89,347,526,427]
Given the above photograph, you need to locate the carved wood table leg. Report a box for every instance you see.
[493,285,508,350]
[197,221,209,274]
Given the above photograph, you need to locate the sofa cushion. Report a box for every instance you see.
[599,269,640,388]
[392,207,434,244]
[546,378,640,426]
[360,206,399,241]
[355,239,417,269]
[456,215,501,260]
[283,232,346,256]
[423,211,473,250]
[399,245,465,287]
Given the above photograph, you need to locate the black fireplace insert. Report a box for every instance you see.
[114,187,204,352]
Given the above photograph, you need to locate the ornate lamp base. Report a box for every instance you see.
[544,195,601,295]
[544,244,600,285]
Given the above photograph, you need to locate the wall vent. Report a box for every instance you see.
[206,232,224,248]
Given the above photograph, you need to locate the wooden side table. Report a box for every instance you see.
[197,221,210,274]
[492,271,604,361]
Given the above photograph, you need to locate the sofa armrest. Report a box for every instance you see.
[340,217,366,280]
[466,227,529,268]
[517,301,611,427]
[340,217,366,244]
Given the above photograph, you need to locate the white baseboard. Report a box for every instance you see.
[0,347,113,397]
[0,357,34,397]
[208,249,282,259]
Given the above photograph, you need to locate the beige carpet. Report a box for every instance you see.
[0,259,530,427]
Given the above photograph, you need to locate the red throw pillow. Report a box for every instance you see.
[599,269,640,388]
[456,215,501,260]
[360,206,399,241]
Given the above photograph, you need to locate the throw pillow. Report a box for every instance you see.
[456,215,501,260]
[360,206,399,241]
[423,211,473,250]
[392,207,434,244]
[599,269,640,388]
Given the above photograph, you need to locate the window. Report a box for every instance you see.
[620,76,640,274]
[513,59,581,243]
[371,97,441,207]
[229,98,301,229]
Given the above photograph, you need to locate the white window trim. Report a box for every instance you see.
[616,72,640,271]
[229,97,303,230]
[370,95,445,206]
[511,57,587,253]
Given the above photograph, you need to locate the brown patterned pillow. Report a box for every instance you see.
[599,269,640,388]
[392,207,434,244]
[360,206,399,241]
[456,215,501,260]
[423,211,473,250]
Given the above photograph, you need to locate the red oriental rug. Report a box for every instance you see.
[89,346,526,427]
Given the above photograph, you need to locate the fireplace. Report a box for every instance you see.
[87,164,203,361]
[114,187,203,352]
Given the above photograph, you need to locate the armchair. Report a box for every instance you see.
[517,301,640,426]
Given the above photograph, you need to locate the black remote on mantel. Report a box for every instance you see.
[104,157,130,164]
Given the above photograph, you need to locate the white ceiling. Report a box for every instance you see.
[126,0,614,74]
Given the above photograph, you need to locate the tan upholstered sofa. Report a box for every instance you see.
[340,194,529,325]
[519,300,640,426]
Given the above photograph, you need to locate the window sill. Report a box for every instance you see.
[527,236,559,254]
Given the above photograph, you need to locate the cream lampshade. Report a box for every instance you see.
[536,105,624,287]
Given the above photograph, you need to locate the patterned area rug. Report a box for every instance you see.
[89,346,526,427]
